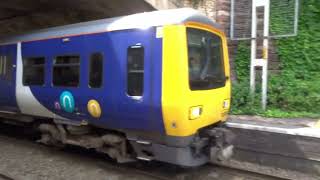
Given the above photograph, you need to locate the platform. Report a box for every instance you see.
[212,115,320,180]
[228,115,320,138]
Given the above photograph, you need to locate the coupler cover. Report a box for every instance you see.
[206,127,235,162]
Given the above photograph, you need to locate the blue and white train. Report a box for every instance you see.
[0,8,233,167]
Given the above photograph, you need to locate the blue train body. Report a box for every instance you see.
[0,8,233,166]
[19,29,164,132]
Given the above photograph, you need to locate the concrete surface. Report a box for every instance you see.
[0,0,155,36]
[216,115,320,180]
[228,115,320,138]
[0,136,153,180]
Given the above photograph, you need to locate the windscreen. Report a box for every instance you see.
[187,28,226,90]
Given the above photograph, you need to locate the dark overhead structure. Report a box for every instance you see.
[0,0,155,36]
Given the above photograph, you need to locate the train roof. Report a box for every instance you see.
[0,8,221,45]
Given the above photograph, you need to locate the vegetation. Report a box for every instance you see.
[231,0,320,118]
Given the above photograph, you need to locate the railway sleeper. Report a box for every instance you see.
[37,123,135,163]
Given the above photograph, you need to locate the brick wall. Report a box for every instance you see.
[174,0,280,80]
[173,0,237,79]
[149,0,281,79]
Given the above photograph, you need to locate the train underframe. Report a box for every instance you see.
[0,113,234,167]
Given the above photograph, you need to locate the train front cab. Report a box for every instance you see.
[153,22,231,166]
[162,22,230,137]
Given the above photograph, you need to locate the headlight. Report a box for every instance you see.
[223,99,230,109]
[189,106,202,120]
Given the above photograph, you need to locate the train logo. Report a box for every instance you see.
[54,101,61,110]
[60,91,75,113]
[87,99,101,118]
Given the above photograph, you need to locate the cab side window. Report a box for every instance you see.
[53,55,80,87]
[89,53,103,88]
[127,45,144,96]
[23,57,45,86]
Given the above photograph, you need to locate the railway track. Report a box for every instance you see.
[119,163,285,180]
[0,160,282,180]
[0,174,15,180]
[0,122,283,180]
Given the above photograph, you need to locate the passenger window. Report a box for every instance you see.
[0,56,4,75]
[0,55,12,80]
[127,45,144,96]
[89,53,103,88]
[23,57,45,86]
[0,56,5,76]
[0,57,2,75]
[53,55,80,87]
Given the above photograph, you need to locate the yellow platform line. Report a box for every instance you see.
[314,120,320,128]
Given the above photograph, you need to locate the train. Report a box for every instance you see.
[0,8,233,167]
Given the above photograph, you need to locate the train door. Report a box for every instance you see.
[0,44,18,112]
[109,28,161,131]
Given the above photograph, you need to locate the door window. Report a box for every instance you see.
[89,53,103,88]
[127,45,144,96]
[0,55,12,80]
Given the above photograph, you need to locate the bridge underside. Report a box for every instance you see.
[0,0,157,36]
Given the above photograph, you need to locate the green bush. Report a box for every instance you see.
[231,0,320,118]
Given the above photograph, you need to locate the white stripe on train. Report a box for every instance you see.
[15,42,67,120]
